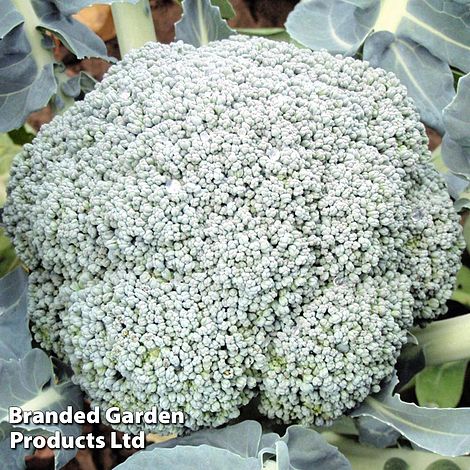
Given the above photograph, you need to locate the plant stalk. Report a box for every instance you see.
[412,313,470,366]
[111,0,157,57]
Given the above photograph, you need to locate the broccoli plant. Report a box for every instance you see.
[1,0,470,469]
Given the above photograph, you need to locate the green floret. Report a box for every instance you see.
[3,36,463,434]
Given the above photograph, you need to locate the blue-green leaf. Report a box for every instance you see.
[175,0,235,47]
[0,422,34,470]
[0,349,84,469]
[443,73,470,146]
[32,0,109,60]
[0,268,30,361]
[0,0,23,39]
[117,445,261,470]
[352,375,470,456]
[400,0,470,73]
[0,23,57,132]
[441,135,470,180]
[61,71,97,98]
[149,421,351,470]
[356,416,400,448]
[285,0,379,55]
[154,420,262,457]
[363,33,455,134]
[277,425,351,470]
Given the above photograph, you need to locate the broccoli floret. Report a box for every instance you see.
[3,36,463,434]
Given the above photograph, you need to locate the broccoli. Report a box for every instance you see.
[3,36,463,434]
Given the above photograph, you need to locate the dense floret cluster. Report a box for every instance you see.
[4,36,462,434]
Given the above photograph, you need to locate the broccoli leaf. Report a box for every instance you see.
[0,19,57,133]
[285,0,379,55]
[0,133,21,206]
[154,420,263,457]
[0,0,23,38]
[356,416,401,448]
[211,0,235,19]
[32,0,109,60]
[0,0,130,132]
[443,73,470,145]
[61,72,97,98]
[401,0,470,73]
[175,0,235,47]
[351,374,470,456]
[363,33,454,134]
[442,73,470,181]
[145,421,351,470]
[0,267,30,361]
[415,360,468,408]
[117,445,261,469]
[0,349,84,469]
[0,422,34,470]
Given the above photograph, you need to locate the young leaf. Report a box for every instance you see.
[415,360,468,408]
[0,229,20,279]
[451,266,470,308]
[175,0,235,47]
[351,375,470,456]
[363,33,454,134]
[0,267,30,361]
[0,134,21,206]
[0,349,84,469]
[211,0,235,20]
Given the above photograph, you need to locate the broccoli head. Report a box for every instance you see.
[4,36,463,434]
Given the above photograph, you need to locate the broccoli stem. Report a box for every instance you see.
[111,0,157,57]
[413,313,470,366]
[323,432,470,470]
[11,0,75,111]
